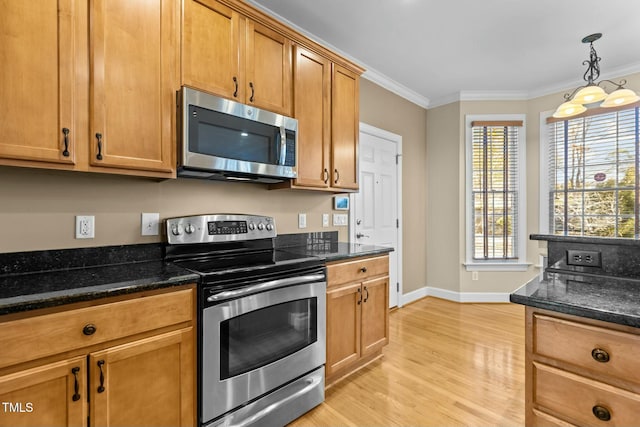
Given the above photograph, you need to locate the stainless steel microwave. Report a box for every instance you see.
[177,87,298,183]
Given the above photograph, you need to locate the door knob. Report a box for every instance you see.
[356,219,362,225]
[356,233,369,238]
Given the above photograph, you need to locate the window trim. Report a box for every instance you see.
[464,114,528,272]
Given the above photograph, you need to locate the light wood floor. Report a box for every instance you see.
[290,297,525,427]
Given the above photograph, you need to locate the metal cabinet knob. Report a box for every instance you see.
[82,324,97,336]
[592,405,611,421]
[591,348,610,363]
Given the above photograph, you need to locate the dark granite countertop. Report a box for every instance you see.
[510,272,640,328]
[0,243,199,316]
[281,242,393,262]
[0,261,199,315]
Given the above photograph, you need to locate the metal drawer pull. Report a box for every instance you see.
[97,360,106,393]
[363,286,369,303]
[249,82,255,102]
[357,288,362,305]
[71,367,81,401]
[83,324,97,336]
[591,348,610,363]
[592,405,611,421]
[233,76,238,97]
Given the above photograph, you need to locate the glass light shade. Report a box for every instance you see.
[553,101,587,118]
[571,85,607,104]
[600,88,640,108]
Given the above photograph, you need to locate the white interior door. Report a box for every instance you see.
[352,123,402,308]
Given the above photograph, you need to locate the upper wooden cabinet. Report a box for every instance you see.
[275,47,361,192]
[0,0,76,166]
[331,64,360,191]
[182,0,292,116]
[291,46,332,188]
[0,0,176,178]
[88,0,177,174]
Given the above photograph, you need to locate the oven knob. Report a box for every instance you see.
[248,222,256,231]
[171,224,182,236]
[185,224,195,234]
[266,224,274,231]
[257,223,265,230]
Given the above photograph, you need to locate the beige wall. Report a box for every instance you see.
[426,72,640,294]
[359,79,428,294]
[0,166,343,252]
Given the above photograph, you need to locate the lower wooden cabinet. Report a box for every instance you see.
[525,307,640,426]
[325,255,389,385]
[0,285,196,427]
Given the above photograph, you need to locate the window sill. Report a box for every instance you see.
[464,262,531,272]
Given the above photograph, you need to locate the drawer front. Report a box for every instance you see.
[533,313,640,385]
[0,287,194,369]
[534,362,640,427]
[327,255,389,287]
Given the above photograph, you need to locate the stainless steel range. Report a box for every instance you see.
[165,214,325,427]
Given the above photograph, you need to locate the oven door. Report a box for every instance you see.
[201,276,326,424]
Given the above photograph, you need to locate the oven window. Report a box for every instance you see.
[220,298,317,380]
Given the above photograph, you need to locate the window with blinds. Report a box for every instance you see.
[547,106,640,238]
[471,121,522,260]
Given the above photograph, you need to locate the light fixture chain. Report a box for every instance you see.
[583,42,601,84]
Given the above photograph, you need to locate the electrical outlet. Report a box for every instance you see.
[472,271,479,281]
[75,215,95,239]
[566,249,602,267]
[298,213,307,229]
[141,213,160,236]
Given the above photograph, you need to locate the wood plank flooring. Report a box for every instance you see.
[290,297,525,426]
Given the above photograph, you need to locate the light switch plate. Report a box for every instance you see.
[141,213,160,236]
[298,213,307,229]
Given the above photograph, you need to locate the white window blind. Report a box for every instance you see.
[548,106,640,238]
[471,121,522,260]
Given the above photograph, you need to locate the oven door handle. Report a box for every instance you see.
[207,274,325,302]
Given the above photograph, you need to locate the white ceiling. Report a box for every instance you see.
[247,0,640,108]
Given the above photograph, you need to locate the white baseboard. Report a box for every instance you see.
[401,286,511,305]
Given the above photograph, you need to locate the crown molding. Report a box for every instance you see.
[361,69,430,108]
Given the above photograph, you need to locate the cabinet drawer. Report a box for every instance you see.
[533,314,640,385]
[534,362,640,427]
[0,287,194,369]
[327,255,388,287]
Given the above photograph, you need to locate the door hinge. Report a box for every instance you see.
[396,282,399,292]
[396,219,399,228]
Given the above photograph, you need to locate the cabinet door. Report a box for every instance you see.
[292,46,331,188]
[0,356,86,427]
[90,328,195,427]
[182,0,244,101]
[331,64,359,190]
[245,21,292,116]
[89,0,176,174]
[0,0,76,165]
[361,277,389,357]
[326,282,362,377]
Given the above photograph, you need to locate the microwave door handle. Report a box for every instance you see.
[279,126,287,165]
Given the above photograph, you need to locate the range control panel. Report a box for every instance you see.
[166,214,276,244]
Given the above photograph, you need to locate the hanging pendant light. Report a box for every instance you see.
[552,33,639,118]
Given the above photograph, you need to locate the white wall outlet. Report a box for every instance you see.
[322,213,330,227]
[298,213,307,229]
[333,213,348,226]
[141,212,160,236]
[75,215,95,239]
